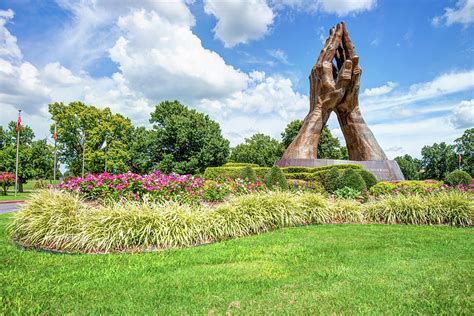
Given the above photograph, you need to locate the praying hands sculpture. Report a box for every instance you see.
[282,22,387,161]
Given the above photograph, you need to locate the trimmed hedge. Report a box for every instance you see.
[224,162,260,168]
[370,180,444,196]
[281,164,362,174]
[446,170,471,187]
[204,166,270,180]
[339,169,367,192]
[357,169,378,188]
[264,166,289,190]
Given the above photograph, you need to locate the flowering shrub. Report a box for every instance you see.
[0,172,15,195]
[57,170,266,204]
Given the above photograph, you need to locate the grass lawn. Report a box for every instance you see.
[0,192,31,202]
[1,213,472,314]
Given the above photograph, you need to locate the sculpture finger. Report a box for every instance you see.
[316,26,336,65]
[342,22,356,59]
[335,59,353,90]
[323,22,344,62]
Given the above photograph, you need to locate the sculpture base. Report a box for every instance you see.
[276,158,405,181]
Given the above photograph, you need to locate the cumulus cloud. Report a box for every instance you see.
[0,9,21,60]
[204,0,274,47]
[451,99,474,128]
[267,49,290,64]
[272,0,376,16]
[363,81,398,97]
[432,0,474,26]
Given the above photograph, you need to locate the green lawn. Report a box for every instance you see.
[0,192,31,202]
[1,213,472,314]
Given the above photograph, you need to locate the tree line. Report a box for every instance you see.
[0,100,472,188]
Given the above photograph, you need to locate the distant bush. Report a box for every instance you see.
[0,172,15,195]
[287,179,325,193]
[264,166,288,190]
[224,162,259,168]
[239,166,257,182]
[204,166,270,180]
[356,170,378,188]
[339,169,367,192]
[446,170,471,187]
[370,180,444,196]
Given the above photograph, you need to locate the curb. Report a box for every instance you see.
[0,200,25,204]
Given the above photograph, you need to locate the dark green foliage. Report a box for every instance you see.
[224,162,259,167]
[281,164,362,174]
[150,100,230,174]
[281,119,303,148]
[455,128,474,176]
[322,168,342,193]
[339,169,367,192]
[230,133,283,167]
[445,170,471,187]
[281,120,347,159]
[395,154,421,180]
[239,166,257,182]
[264,166,288,190]
[204,167,270,180]
[421,142,457,180]
[356,169,378,188]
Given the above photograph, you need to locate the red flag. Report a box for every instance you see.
[53,125,57,141]
[16,114,21,132]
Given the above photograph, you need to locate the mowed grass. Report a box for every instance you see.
[0,192,31,202]
[1,213,472,314]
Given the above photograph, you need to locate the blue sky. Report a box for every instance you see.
[0,0,473,158]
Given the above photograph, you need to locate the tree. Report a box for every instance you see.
[230,133,284,167]
[49,102,133,175]
[281,120,347,159]
[395,154,421,180]
[149,100,229,174]
[127,126,157,174]
[421,142,457,180]
[0,126,5,150]
[0,122,53,191]
[455,128,474,176]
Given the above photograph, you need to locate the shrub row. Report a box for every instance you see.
[224,162,260,168]
[11,190,473,253]
[204,166,270,180]
[370,180,444,196]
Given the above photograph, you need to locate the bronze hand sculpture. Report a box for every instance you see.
[282,22,387,161]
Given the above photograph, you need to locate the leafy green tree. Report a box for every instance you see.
[455,128,474,176]
[230,133,284,167]
[281,120,347,159]
[421,142,457,180]
[49,101,133,175]
[0,122,53,191]
[395,154,421,180]
[127,126,157,174]
[0,126,5,149]
[149,100,229,174]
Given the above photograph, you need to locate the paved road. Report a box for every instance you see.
[0,203,23,214]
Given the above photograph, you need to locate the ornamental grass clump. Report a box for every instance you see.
[365,191,473,226]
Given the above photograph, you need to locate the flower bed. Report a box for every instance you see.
[0,172,15,195]
[369,180,473,196]
[56,170,265,203]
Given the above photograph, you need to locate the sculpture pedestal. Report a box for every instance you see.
[275,158,405,181]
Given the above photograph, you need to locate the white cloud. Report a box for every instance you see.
[109,9,249,103]
[272,0,376,16]
[363,81,398,97]
[42,62,82,86]
[0,9,22,60]
[451,99,474,128]
[362,70,474,113]
[204,0,274,47]
[432,0,474,26]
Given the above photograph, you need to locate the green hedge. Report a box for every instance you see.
[281,164,362,174]
[224,162,260,168]
[370,180,444,196]
[204,166,270,180]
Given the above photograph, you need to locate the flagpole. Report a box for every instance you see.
[53,124,57,183]
[82,135,85,178]
[14,110,21,197]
